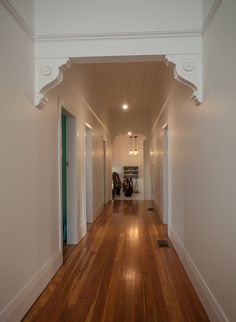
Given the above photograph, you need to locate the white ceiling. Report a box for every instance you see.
[65,61,164,112]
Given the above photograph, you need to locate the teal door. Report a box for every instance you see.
[62,114,67,242]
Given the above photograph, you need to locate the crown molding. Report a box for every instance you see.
[0,0,34,39]
[34,30,201,43]
[202,0,222,35]
[1,0,221,42]
[151,82,177,134]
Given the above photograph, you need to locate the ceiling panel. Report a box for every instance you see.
[65,61,164,112]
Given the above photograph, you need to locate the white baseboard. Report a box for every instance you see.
[106,193,112,204]
[78,223,87,241]
[153,198,163,220]
[93,203,104,221]
[0,249,62,322]
[168,225,229,322]
[67,226,79,245]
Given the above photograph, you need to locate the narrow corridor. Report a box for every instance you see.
[23,201,209,322]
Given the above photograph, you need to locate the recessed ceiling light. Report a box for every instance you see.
[122,104,128,110]
[128,131,132,136]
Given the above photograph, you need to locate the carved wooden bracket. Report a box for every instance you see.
[165,54,203,105]
[35,58,72,109]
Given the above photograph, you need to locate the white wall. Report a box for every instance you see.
[0,4,112,322]
[0,4,41,322]
[151,1,236,321]
[34,0,201,36]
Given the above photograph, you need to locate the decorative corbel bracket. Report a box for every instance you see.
[35,58,72,109]
[165,54,203,105]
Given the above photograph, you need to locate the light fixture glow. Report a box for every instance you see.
[127,131,132,136]
[129,136,133,155]
[134,136,139,156]
[128,135,139,156]
[122,104,128,110]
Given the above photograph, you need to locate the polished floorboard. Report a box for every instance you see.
[23,201,209,322]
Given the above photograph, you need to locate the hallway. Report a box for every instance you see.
[23,201,208,322]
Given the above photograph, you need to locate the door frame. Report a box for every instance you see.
[103,139,107,204]
[58,99,78,251]
[162,123,169,225]
[84,123,93,225]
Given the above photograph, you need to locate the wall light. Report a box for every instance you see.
[122,104,128,110]
[127,131,132,136]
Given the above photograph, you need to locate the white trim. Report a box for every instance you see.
[0,0,34,39]
[151,83,176,133]
[64,77,110,134]
[0,249,62,322]
[35,30,201,42]
[58,100,79,248]
[94,203,104,221]
[106,197,112,204]
[168,225,229,322]
[84,124,93,224]
[162,124,169,225]
[202,0,222,35]
[153,198,163,221]
[85,122,93,131]
[78,223,87,241]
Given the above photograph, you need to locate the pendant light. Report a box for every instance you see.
[129,136,133,155]
[133,135,139,156]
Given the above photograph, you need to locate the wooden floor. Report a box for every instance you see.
[23,201,209,322]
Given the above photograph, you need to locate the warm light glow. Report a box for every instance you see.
[129,227,139,239]
[129,150,134,155]
[125,270,136,282]
[128,131,132,136]
[133,150,139,156]
[122,104,128,110]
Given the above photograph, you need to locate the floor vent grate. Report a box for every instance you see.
[157,240,170,248]
[147,207,154,211]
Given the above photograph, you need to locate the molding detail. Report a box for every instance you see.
[35,30,201,42]
[202,0,222,35]
[165,54,203,105]
[35,58,72,109]
[0,0,34,39]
